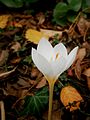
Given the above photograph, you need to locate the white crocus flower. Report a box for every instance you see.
[32,37,78,82]
[32,37,78,120]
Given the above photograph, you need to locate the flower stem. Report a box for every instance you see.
[48,81,54,120]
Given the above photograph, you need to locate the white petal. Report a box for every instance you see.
[32,48,54,78]
[54,43,67,58]
[65,46,78,70]
[37,37,54,61]
[51,56,66,79]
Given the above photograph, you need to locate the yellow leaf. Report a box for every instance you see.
[0,15,10,29]
[60,86,83,111]
[25,29,48,44]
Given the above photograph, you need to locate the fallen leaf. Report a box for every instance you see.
[77,17,90,36]
[10,57,21,65]
[83,68,90,89]
[0,50,9,66]
[74,60,82,80]
[10,42,21,52]
[36,77,46,88]
[60,86,83,111]
[76,48,86,61]
[36,12,45,25]
[25,29,48,44]
[0,15,10,29]
[40,29,62,38]
[30,67,40,79]
[83,68,90,77]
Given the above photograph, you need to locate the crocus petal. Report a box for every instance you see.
[32,48,54,78]
[54,43,67,59]
[37,37,54,61]
[51,56,66,79]
[65,46,78,70]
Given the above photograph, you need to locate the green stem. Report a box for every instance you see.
[48,81,54,120]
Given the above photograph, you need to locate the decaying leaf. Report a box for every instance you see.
[30,67,40,79]
[0,15,10,29]
[83,68,90,89]
[83,68,90,77]
[40,29,62,38]
[25,29,48,44]
[77,17,90,36]
[74,48,86,79]
[0,50,9,66]
[74,60,82,80]
[76,48,86,61]
[10,42,21,52]
[36,12,45,25]
[36,77,46,88]
[60,86,83,111]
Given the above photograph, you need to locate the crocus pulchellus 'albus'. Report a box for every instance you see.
[31,37,78,120]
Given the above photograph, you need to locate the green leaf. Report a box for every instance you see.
[23,55,32,64]
[53,2,68,26]
[20,87,49,117]
[53,2,68,18]
[23,0,38,3]
[68,0,82,12]
[67,11,77,22]
[0,0,23,8]
[82,0,90,12]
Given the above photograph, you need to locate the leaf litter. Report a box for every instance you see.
[0,8,90,120]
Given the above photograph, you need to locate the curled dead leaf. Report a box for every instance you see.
[60,86,83,111]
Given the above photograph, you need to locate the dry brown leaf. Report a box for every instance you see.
[10,42,21,52]
[40,29,62,38]
[0,50,9,66]
[83,68,90,77]
[31,67,40,79]
[10,57,21,65]
[36,12,45,25]
[83,68,90,89]
[76,48,86,61]
[0,15,10,29]
[14,22,22,28]
[75,60,82,80]
[77,17,90,36]
[60,86,83,111]
[87,77,90,90]
[36,77,46,88]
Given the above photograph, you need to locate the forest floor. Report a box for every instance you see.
[0,7,90,120]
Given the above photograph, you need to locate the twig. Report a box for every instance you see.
[0,101,5,120]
